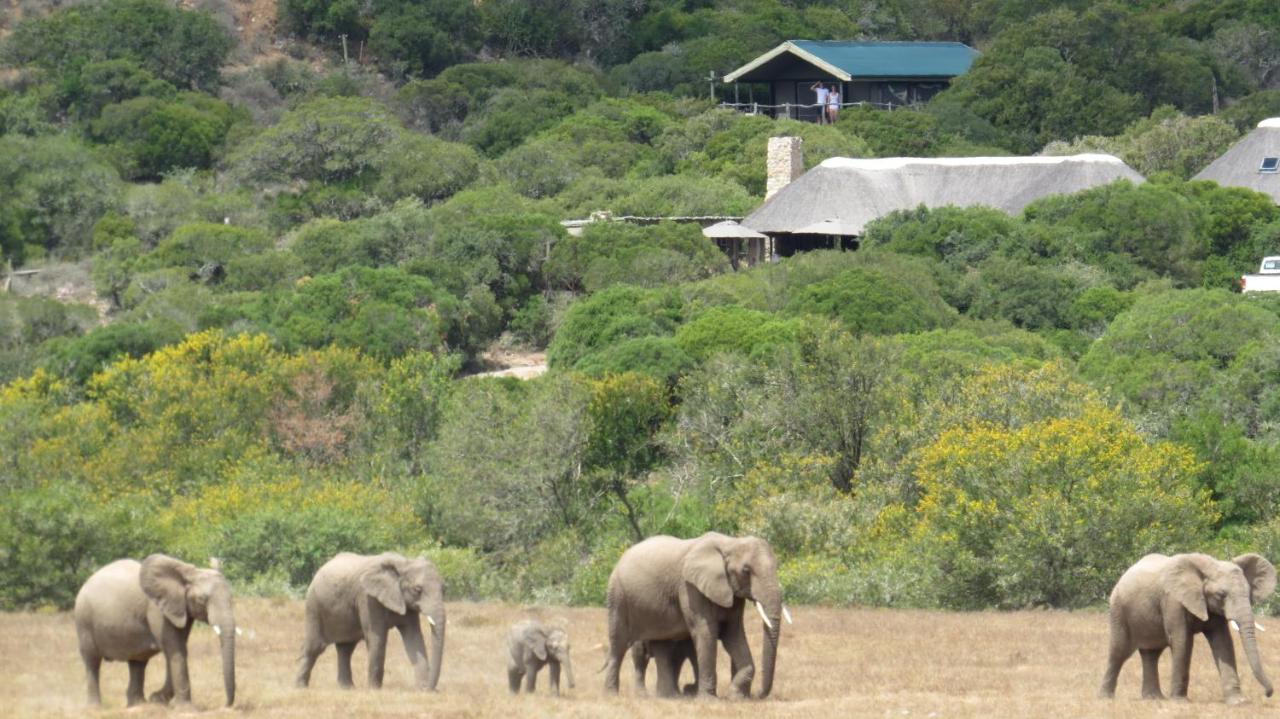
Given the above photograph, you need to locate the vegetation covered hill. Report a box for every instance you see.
[3,0,1280,613]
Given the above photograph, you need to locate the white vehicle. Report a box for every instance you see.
[1241,257,1280,293]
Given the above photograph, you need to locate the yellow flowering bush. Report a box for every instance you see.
[900,403,1215,608]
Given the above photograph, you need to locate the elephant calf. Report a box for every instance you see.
[506,620,574,696]
[1100,552,1276,704]
[74,554,237,708]
[631,638,697,697]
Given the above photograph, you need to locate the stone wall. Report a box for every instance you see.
[766,136,803,200]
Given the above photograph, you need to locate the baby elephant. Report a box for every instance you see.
[631,638,697,697]
[506,620,574,696]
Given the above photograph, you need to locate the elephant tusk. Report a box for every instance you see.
[235,627,243,636]
[1231,620,1241,632]
[426,616,437,627]
[754,601,773,630]
[213,625,222,636]
[1258,620,1267,632]
[782,605,793,625]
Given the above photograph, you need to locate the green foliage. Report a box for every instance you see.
[785,263,955,336]
[547,285,682,369]
[1042,108,1239,180]
[546,222,728,292]
[0,483,159,609]
[0,135,122,263]
[90,94,244,180]
[674,306,804,361]
[571,336,695,387]
[2,0,234,92]
[264,266,457,360]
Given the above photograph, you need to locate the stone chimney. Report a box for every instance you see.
[766,136,803,200]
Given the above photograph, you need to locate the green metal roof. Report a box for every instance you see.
[723,40,979,83]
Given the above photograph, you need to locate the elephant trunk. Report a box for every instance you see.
[208,600,236,707]
[754,581,783,699]
[1231,605,1273,697]
[427,608,446,691]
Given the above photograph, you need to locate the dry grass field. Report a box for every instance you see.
[3,599,1278,718]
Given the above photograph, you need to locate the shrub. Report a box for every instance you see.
[547,285,683,368]
[785,266,955,335]
[0,483,159,609]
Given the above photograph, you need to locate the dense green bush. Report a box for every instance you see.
[547,285,683,368]
[0,484,159,609]
[2,0,234,92]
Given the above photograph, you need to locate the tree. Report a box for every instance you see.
[584,372,672,540]
[2,0,234,91]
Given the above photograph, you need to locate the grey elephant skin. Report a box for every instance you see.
[505,620,575,695]
[603,532,784,698]
[296,552,446,691]
[74,554,236,708]
[1100,552,1276,703]
[631,638,697,696]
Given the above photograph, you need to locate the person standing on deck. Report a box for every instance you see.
[809,81,829,124]
[827,85,841,124]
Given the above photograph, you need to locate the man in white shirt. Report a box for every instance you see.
[809,81,829,124]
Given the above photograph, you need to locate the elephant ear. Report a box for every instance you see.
[140,554,195,628]
[1167,556,1209,622]
[360,558,407,615]
[1234,554,1277,604]
[524,628,548,661]
[682,538,734,608]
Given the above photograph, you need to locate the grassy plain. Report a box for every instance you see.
[2,599,1277,718]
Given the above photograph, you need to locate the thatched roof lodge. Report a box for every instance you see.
[740,153,1145,257]
[1192,118,1280,204]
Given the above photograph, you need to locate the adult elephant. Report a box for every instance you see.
[1100,553,1276,703]
[603,532,789,698]
[74,554,236,708]
[295,552,445,691]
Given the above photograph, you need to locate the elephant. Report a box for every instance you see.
[505,620,575,695]
[73,554,236,708]
[1100,552,1276,704]
[295,552,446,691]
[631,638,697,696]
[603,532,790,698]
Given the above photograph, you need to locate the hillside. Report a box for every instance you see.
[4,0,1280,625]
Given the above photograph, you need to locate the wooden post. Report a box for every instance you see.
[340,34,349,64]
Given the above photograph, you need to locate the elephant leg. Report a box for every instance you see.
[81,652,102,706]
[630,642,649,695]
[1138,648,1164,699]
[691,625,719,698]
[149,670,173,704]
[1098,619,1134,699]
[1168,632,1193,700]
[721,614,755,698]
[296,641,326,688]
[549,661,561,697]
[296,614,327,688]
[165,646,192,706]
[126,660,148,707]
[399,619,432,690]
[523,661,539,693]
[335,642,357,688]
[652,643,681,698]
[1205,625,1246,704]
[603,608,626,694]
[366,630,389,689]
[508,665,524,694]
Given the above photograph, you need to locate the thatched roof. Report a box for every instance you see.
[1192,118,1280,204]
[702,220,767,239]
[742,154,1145,236]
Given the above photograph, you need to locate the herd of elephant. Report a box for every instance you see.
[71,530,1280,708]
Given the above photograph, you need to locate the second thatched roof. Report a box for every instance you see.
[1192,118,1280,204]
[742,154,1144,236]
